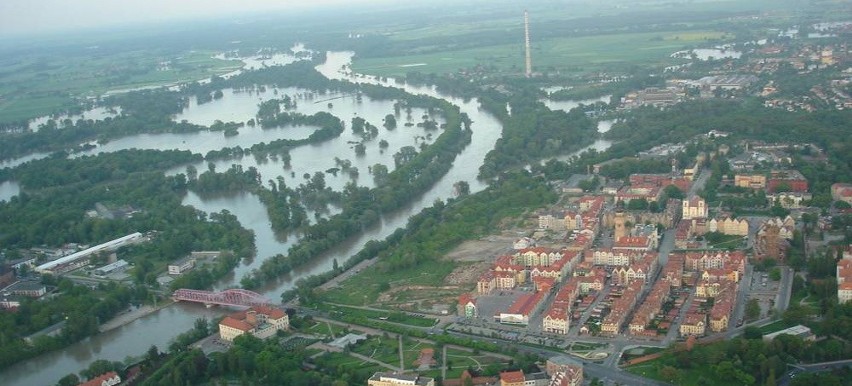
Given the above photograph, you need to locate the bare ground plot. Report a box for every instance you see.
[443,235,517,263]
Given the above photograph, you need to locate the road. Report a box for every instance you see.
[687,168,711,198]
[778,359,852,386]
[776,266,794,313]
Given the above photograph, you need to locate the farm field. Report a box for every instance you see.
[351,30,730,77]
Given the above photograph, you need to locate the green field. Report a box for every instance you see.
[352,30,730,77]
[320,303,439,328]
[0,50,241,123]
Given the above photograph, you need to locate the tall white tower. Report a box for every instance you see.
[524,10,532,78]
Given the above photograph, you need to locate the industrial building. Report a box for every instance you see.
[34,233,145,275]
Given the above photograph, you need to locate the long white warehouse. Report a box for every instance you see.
[35,232,144,275]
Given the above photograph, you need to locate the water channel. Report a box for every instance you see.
[3,50,609,385]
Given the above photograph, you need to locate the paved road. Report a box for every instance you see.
[687,168,711,198]
[776,266,794,313]
[779,359,852,386]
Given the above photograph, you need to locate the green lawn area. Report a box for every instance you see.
[350,335,436,368]
[316,351,385,373]
[319,303,439,328]
[320,259,458,306]
[625,348,724,385]
[305,320,350,337]
[352,30,730,77]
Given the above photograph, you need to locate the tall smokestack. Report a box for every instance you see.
[524,10,532,78]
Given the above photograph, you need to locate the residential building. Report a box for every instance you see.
[680,313,707,337]
[368,372,435,386]
[219,306,289,342]
[707,217,749,236]
[837,258,852,304]
[442,370,497,386]
[545,356,583,377]
[499,370,525,386]
[457,294,477,318]
[831,183,852,204]
[78,371,121,386]
[768,192,810,209]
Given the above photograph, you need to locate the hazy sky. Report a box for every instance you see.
[0,0,390,36]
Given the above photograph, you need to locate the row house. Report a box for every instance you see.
[576,268,606,294]
[699,268,740,285]
[680,312,707,337]
[707,217,749,236]
[681,250,746,276]
[539,212,568,230]
[477,271,496,294]
[542,279,580,335]
[514,247,564,267]
[613,236,655,252]
[628,279,671,336]
[612,253,658,285]
[585,248,639,267]
[710,281,737,332]
[837,257,852,304]
[533,276,556,293]
[759,216,795,240]
[601,280,643,335]
[674,220,693,249]
[661,255,684,287]
[578,195,605,213]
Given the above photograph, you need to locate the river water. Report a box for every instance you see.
[1,51,504,386]
[4,50,615,385]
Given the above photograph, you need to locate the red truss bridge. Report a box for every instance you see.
[172,288,270,308]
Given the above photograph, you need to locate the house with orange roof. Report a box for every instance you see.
[78,371,121,386]
[477,271,496,294]
[837,256,852,303]
[499,370,525,386]
[680,312,707,337]
[457,293,477,318]
[218,305,289,342]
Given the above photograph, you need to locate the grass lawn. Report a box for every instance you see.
[625,348,724,385]
[320,259,458,306]
[305,320,350,337]
[320,303,439,328]
[352,30,730,77]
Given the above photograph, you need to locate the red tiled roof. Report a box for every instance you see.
[220,316,253,332]
[500,370,525,383]
[78,371,120,386]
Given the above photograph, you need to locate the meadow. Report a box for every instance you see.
[352,30,730,77]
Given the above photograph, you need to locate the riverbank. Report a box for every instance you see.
[99,300,175,333]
